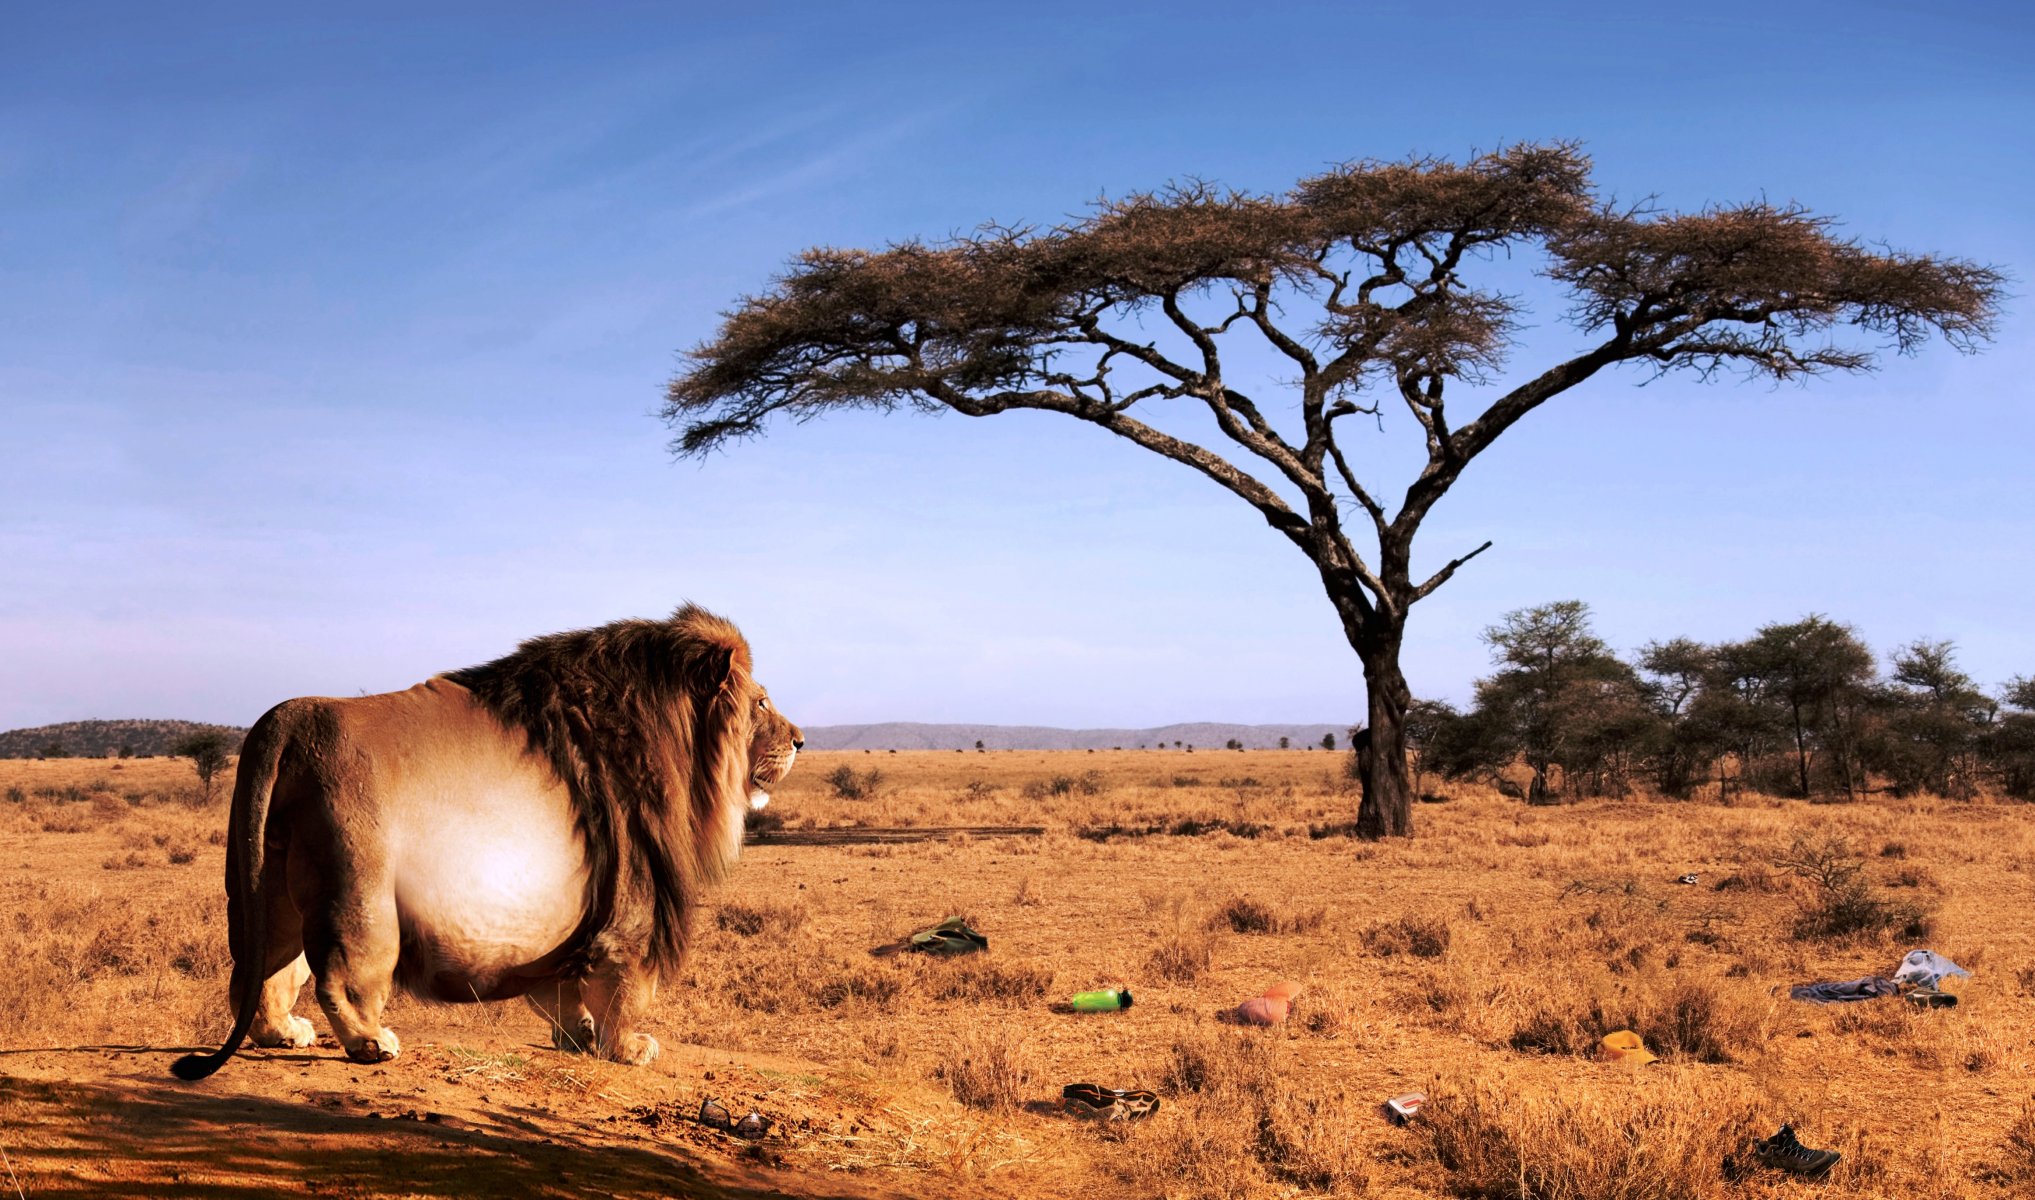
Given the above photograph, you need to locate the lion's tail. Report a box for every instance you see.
[172,705,291,1082]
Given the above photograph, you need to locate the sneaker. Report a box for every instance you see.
[1753,1123,1839,1177]
[1905,987,1959,1009]
[1061,1083,1160,1121]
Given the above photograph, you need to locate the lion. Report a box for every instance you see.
[172,604,801,1081]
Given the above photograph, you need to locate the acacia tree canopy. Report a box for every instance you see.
[665,142,2003,839]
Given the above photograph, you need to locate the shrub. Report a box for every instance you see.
[743,805,785,838]
[825,765,882,800]
[1020,775,1078,800]
[1211,896,1280,935]
[1776,833,1934,941]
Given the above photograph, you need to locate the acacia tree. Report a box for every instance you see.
[172,731,232,805]
[665,143,2000,838]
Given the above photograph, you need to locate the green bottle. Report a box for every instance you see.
[1071,988,1133,1012]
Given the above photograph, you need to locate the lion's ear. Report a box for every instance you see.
[689,644,737,696]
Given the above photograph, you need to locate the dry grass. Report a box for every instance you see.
[4,748,2034,1198]
[934,1029,1035,1113]
[1422,1072,1774,1199]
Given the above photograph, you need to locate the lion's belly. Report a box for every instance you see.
[388,780,588,1000]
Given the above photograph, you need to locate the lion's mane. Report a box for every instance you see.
[440,603,756,979]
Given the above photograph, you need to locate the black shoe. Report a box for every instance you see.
[1753,1123,1840,1177]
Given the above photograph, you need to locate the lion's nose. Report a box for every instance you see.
[792,729,805,750]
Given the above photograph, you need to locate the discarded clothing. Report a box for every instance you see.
[1891,949,1969,989]
[1788,976,1900,1004]
[869,916,989,957]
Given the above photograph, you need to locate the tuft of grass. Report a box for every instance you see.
[1149,930,1215,982]
[934,1029,1033,1113]
[811,963,902,1011]
[1507,975,1764,1064]
[1362,913,1453,958]
[1211,896,1280,935]
[926,959,1052,1005]
[1421,1074,1774,1200]
[1207,895,1327,936]
[2007,1098,2035,1174]
[715,899,808,937]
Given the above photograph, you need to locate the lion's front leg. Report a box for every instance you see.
[579,962,659,1066]
[524,979,597,1054]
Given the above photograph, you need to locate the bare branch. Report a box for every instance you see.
[1412,539,1493,602]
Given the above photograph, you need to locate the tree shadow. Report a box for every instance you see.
[0,1065,869,1199]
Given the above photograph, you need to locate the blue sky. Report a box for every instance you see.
[3,1,2030,731]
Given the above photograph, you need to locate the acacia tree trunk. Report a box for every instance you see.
[1354,628,1413,839]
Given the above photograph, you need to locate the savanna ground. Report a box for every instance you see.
[3,750,2033,1199]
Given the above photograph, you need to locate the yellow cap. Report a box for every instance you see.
[1597,1030,1658,1065]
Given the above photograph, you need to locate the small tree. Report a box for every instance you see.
[975,739,985,752]
[1475,601,1640,802]
[1870,639,1992,798]
[667,143,1999,839]
[1320,732,1336,752]
[1635,637,1717,798]
[1278,735,1290,750]
[173,732,232,805]
[1982,676,2035,800]
[1225,737,1243,750]
[1729,616,1876,798]
[38,740,66,760]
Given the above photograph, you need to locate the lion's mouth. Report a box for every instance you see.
[750,747,797,792]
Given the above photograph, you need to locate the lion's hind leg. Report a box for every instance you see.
[301,881,404,1065]
[235,861,317,1049]
[247,954,316,1048]
[580,962,659,1066]
[525,980,597,1054]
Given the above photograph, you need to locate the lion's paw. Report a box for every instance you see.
[552,1016,597,1054]
[347,1029,401,1064]
[611,1032,659,1067]
[253,1014,317,1049]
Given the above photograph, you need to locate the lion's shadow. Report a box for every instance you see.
[0,1060,863,1199]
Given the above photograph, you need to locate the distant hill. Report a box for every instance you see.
[801,722,1349,751]
[0,718,1350,758]
[0,719,247,759]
